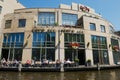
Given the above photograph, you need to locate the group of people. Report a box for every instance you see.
[24,59,61,67]
[64,59,75,67]
[0,58,76,68]
[0,58,19,67]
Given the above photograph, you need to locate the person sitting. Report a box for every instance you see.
[25,60,31,67]
[56,59,61,67]
[66,59,71,64]
[1,58,7,67]
[13,59,19,67]
[66,59,72,67]
[42,59,49,67]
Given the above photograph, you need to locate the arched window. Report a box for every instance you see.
[0,6,2,14]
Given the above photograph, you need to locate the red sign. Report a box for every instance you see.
[113,46,119,52]
[69,43,80,49]
[80,6,89,12]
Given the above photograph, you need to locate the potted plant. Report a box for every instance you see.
[86,59,91,66]
[74,58,79,66]
[54,22,58,26]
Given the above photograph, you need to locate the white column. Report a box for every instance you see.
[84,31,93,65]
[55,31,59,60]
[107,37,114,65]
[58,10,62,25]
[108,51,114,65]
[22,49,32,63]
[22,32,32,63]
[55,30,64,62]
[85,49,93,65]
[60,32,64,62]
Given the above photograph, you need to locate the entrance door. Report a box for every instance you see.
[78,49,85,65]
[1,49,9,60]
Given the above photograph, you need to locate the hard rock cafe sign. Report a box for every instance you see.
[80,6,90,12]
[113,46,119,52]
[69,43,80,49]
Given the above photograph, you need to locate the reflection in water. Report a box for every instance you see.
[0,69,120,80]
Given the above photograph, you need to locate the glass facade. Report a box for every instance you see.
[38,12,55,26]
[91,35,109,64]
[32,32,55,61]
[64,33,85,65]
[62,13,78,26]
[111,39,120,64]
[64,33,84,48]
[91,35,107,49]
[1,9,120,66]
[18,19,26,27]
[2,33,24,61]
[90,23,96,31]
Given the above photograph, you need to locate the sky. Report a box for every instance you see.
[18,0,120,31]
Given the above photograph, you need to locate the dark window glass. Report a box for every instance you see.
[111,39,120,64]
[90,23,96,31]
[2,33,24,61]
[92,36,109,65]
[64,33,85,48]
[91,35,107,49]
[32,32,55,47]
[32,32,55,61]
[32,48,55,61]
[93,50,109,64]
[3,33,24,47]
[5,20,12,28]
[18,19,26,27]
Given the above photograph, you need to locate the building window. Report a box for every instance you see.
[109,25,115,34]
[90,23,96,31]
[64,33,85,48]
[62,13,78,26]
[5,20,12,28]
[91,35,109,65]
[18,19,26,27]
[32,32,55,61]
[0,6,2,14]
[38,12,55,26]
[64,33,85,62]
[111,39,120,64]
[100,25,106,32]
[91,35,107,49]
[2,33,24,61]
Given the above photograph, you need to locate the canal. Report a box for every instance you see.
[0,69,120,80]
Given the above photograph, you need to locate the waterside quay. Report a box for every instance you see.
[0,63,120,72]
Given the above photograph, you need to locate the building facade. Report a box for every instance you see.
[0,0,25,30]
[0,0,25,62]
[0,3,120,66]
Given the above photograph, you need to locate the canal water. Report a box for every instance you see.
[0,69,120,80]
